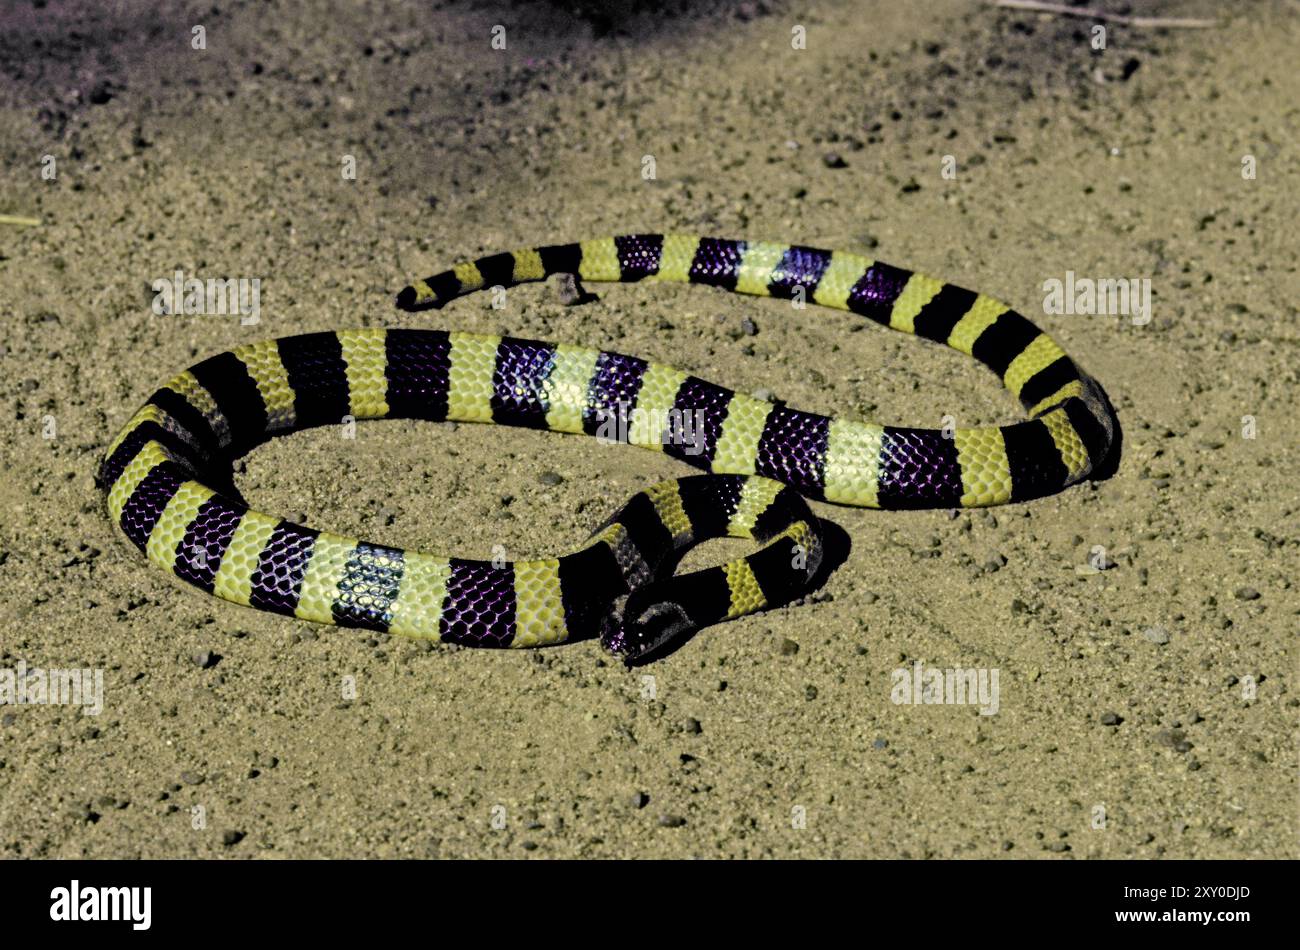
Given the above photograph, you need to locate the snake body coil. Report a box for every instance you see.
[99,235,1117,661]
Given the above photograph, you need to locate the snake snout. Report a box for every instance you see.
[600,589,697,663]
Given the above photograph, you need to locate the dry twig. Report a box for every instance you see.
[989,0,1217,28]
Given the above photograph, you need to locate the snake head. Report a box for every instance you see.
[600,588,697,664]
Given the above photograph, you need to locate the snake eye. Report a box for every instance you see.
[600,590,696,663]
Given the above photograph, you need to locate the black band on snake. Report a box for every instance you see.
[98,234,1118,662]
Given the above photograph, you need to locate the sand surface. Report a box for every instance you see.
[0,0,1295,858]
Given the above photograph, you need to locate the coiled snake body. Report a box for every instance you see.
[99,235,1117,661]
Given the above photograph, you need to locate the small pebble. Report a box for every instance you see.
[779,638,800,656]
[551,272,594,306]
[1156,729,1193,754]
[658,814,686,828]
[1100,711,1123,727]
[822,152,847,169]
[1234,587,1260,601]
[538,471,564,487]
[1142,627,1170,645]
[221,830,245,847]
[180,770,205,785]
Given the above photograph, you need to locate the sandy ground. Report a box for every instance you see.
[0,0,1295,859]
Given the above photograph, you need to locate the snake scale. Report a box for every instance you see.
[98,235,1118,661]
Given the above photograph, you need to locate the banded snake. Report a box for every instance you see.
[98,235,1118,661]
